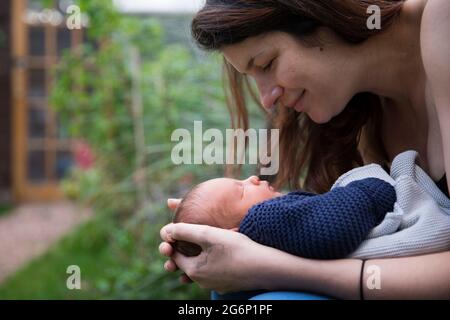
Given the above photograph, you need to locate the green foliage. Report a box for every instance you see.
[0,204,12,217]
[12,0,265,300]
[0,214,208,299]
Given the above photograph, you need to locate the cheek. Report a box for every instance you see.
[276,51,355,122]
[276,66,301,89]
[244,189,263,206]
[275,54,308,89]
[276,55,331,94]
[257,189,275,203]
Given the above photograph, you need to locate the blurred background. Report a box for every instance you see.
[0,0,265,299]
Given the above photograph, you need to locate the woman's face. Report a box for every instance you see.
[221,29,359,124]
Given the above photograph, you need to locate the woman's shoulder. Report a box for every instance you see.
[420,0,450,89]
[420,0,450,193]
[421,0,449,23]
[420,0,449,31]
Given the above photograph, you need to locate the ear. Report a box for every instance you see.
[230,227,239,232]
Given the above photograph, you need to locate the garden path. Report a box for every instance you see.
[0,202,90,283]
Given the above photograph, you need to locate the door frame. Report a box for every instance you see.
[11,0,82,202]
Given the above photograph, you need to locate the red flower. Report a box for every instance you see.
[74,141,95,170]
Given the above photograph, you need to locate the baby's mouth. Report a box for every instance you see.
[261,179,277,192]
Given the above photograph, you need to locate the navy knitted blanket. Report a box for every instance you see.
[239,178,396,259]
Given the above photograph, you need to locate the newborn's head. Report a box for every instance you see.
[172,175,281,256]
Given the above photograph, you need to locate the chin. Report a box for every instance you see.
[307,111,333,124]
[308,103,345,124]
[307,95,349,124]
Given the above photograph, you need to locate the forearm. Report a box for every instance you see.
[258,248,450,300]
[257,246,362,300]
[366,251,450,299]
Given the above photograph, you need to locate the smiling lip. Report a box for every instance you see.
[293,90,306,113]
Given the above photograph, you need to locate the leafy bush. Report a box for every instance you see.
[48,0,265,299]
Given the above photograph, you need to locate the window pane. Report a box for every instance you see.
[28,69,46,97]
[57,28,72,56]
[28,0,44,11]
[28,109,46,138]
[27,150,46,182]
[55,151,73,180]
[29,27,45,57]
[56,116,69,139]
[57,0,75,14]
[28,97,47,109]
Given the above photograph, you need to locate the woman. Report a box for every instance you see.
[159,0,450,299]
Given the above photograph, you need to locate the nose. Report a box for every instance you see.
[254,77,283,109]
[262,87,283,109]
[244,175,260,185]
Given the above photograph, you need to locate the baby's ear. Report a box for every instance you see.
[230,227,239,232]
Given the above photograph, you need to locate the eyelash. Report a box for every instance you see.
[262,59,274,72]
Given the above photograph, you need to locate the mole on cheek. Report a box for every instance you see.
[285,68,295,79]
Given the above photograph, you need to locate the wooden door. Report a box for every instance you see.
[11,0,83,202]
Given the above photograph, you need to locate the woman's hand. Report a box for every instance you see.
[160,222,273,294]
[159,199,193,284]
[159,198,273,293]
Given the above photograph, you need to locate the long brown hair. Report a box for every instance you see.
[192,0,404,193]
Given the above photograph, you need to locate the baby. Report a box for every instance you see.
[173,175,396,259]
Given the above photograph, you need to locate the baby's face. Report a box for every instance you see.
[199,176,282,229]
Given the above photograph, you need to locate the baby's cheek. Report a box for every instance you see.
[236,208,248,222]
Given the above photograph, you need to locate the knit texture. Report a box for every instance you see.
[239,178,396,259]
[338,150,450,259]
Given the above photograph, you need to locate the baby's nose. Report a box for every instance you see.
[247,175,260,185]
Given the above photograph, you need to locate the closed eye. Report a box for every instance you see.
[263,59,274,72]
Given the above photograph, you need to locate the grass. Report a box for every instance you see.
[0,212,209,300]
[0,216,116,299]
[0,204,12,217]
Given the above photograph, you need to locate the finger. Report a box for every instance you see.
[167,198,182,210]
[159,242,174,257]
[160,223,175,242]
[169,223,219,247]
[171,249,196,272]
[180,273,193,284]
[164,259,178,272]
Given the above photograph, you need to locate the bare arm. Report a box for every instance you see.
[160,219,450,299]
[262,249,450,299]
